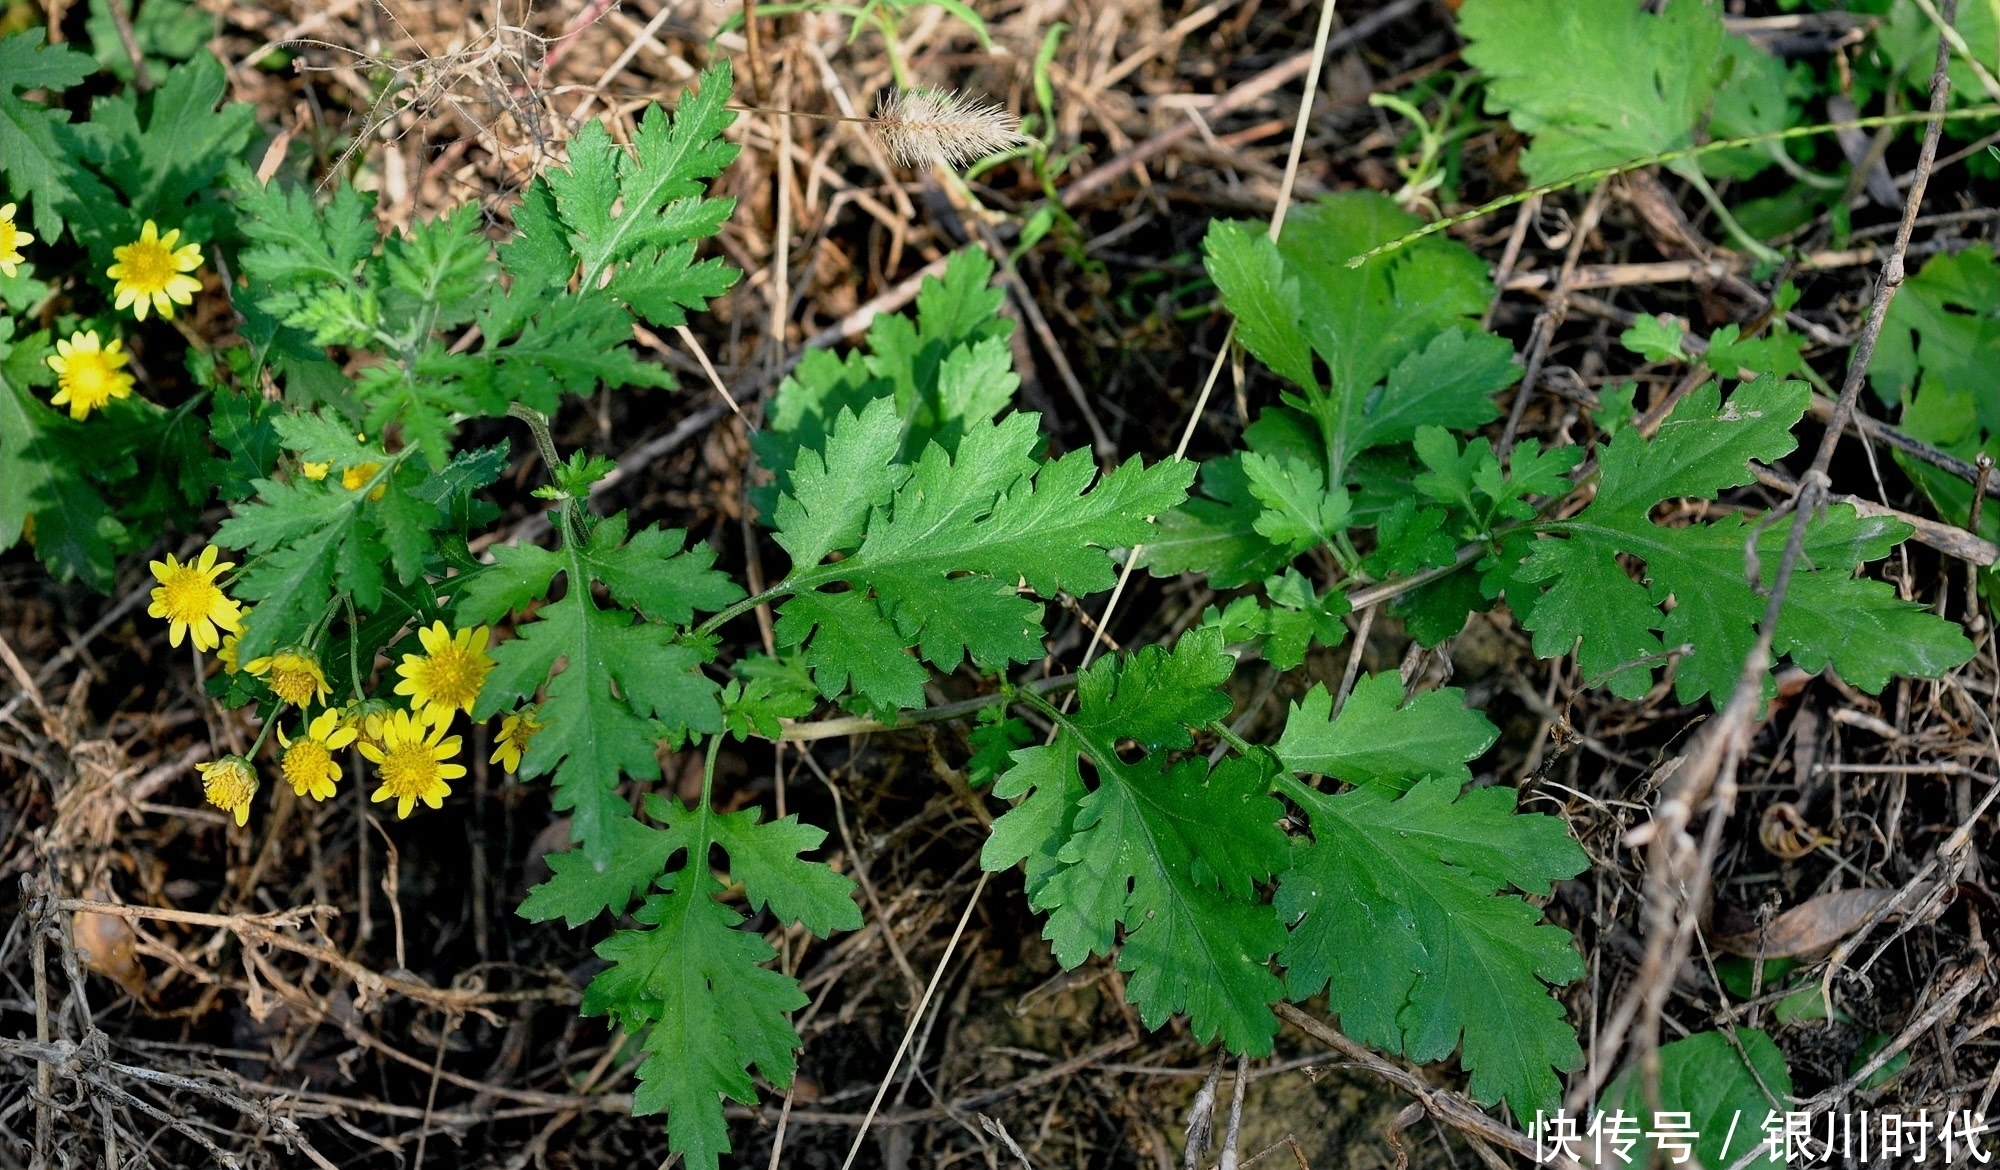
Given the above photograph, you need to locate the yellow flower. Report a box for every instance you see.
[45,331,136,421]
[490,706,544,774]
[147,546,241,651]
[278,709,358,801]
[216,605,253,673]
[338,698,394,751]
[395,622,495,721]
[244,646,332,708]
[360,707,464,818]
[0,203,32,278]
[341,461,387,501]
[107,219,203,321]
[301,461,330,481]
[198,756,258,826]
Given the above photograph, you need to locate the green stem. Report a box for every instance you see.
[700,731,721,811]
[1678,167,1783,266]
[506,403,588,550]
[1344,103,2000,267]
[344,595,365,702]
[694,585,791,640]
[247,709,280,758]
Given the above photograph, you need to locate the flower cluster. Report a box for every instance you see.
[150,552,539,827]
[18,216,209,422]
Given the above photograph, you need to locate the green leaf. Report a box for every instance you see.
[704,804,863,935]
[207,388,282,501]
[411,443,508,534]
[719,654,820,741]
[1704,323,1808,383]
[454,542,564,626]
[1205,570,1350,671]
[773,588,930,710]
[1514,380,1974,700]
[778,409,1193,710]
[537,513,744,627]
[587,886,801,1170]
[983,628,1289,1052]
[1203,194,1507,487]
[607,240,740,329]
[1274,674,1497,795]
[1363,498,1457,577]
[1204,219,1317,391]
[532,786,857,1170]
[771,396,909,569]
[383,202,496,333]
[1243,451,1350,554]
[82,51,254,223]
[1138,455,1293,589]
[1277,776,1587,1117]
[232,168,379,326]
[1460,0,1729,186]
[1621,315,1688,363]
[0,31,98,240]
[520,815,684,927]
[754,247,1014,508]
[548,62,740,285]
[1870,243,2000,410]
[1703,35,1801,181]
[86,0,210,81]
[1604,1030,1792,1168]
[476,519,724,852]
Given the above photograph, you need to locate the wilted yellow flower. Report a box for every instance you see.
[108,219,203,321]
[46,331,136,421]
[490,706,544,774]
[301,461,330,481]
[147,546,241,651]
[395,622,494,722]
[360,707,464,818]
[245,646,332,708]
[278,709,358,801]
[198,756,258,826]
[341,461,387,501]
[0,203,32,278]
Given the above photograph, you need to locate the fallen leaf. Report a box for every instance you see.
[72,910,148,1000]
[1717,889,1897,958]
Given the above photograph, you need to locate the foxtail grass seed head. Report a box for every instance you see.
[873,88,1027,169]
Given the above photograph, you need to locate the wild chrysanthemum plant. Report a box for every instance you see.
[0,22,1984,1170]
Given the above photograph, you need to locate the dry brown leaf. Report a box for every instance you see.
[1716,888,1898,958]
[72,910,148,1000]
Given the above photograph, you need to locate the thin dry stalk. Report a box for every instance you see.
[1583,0,1965,1115]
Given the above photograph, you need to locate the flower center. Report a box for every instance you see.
[65,353,116,403]
[121,240,175,290]
[379,742,442,798]
[283,740,333,789]
[160,569,223,624]
[423,649,482,708]
[0,222,18,254]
